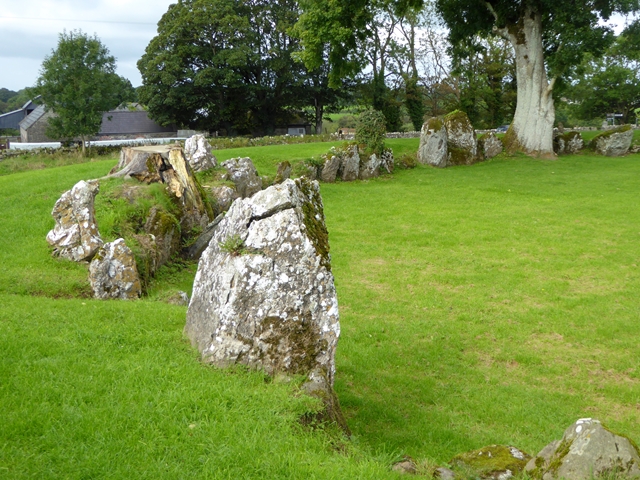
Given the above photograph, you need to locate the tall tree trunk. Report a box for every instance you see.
[502,8,555,157]
[314,98,323,134]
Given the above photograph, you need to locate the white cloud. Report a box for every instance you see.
[0,0,175,91]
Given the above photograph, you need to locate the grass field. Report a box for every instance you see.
[1,138,639,478]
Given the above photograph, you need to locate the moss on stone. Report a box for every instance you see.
[426,117,444,132]
[448,146,473,166]
[295,177,331,271]
[547,438,573,475]
[451,445,531,478]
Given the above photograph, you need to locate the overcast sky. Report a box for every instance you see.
[0,0,176,91]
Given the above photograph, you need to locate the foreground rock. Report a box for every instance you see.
[221,157,262,198]
[452,445,531,480]
[525,418,640,480]
[591,126,633,156]
[46,180,103,262]
[185,178,346,430]
[89,239,142,300]
[184,134,217,172]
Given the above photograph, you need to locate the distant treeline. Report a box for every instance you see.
[0,88,31,115]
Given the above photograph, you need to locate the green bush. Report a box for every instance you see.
[356,109,387,156]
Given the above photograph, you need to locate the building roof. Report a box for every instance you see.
[19,104,47,130]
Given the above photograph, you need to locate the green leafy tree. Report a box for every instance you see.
[33,30,131,154]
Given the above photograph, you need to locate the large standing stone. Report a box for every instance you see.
[185,178,339,384]
[525,418,640,480]
[444,110,480,165]
[591,126,634,156]
[89,239,142,300]
[418,117,448,167]
[340,145,360,181]
[46,180,103,262]
[479,132,503,159]
[184,134,217,172]
[221,157,262,198]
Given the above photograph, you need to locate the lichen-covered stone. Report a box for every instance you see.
[444,110,480,166]
[46,180,103,262]
[340,145,360,181]
[143,206,181,269]
[184,134,217,172]
[211,185,238,216]
[479,132,503,159]
[320,155,341,182]
[563,131,584,154]
[418,117,448,167]
[451,445,531,480]
[591,126,633,156]
[359,153,382,180]
[275,161,292,183]
[89,238,142,300]
[221,157,262,198]
[525,418,640,480]
[185,178,339,385]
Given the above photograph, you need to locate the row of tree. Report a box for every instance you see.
[21,0,640,156]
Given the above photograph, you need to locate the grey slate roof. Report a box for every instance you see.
[19,104,46,130]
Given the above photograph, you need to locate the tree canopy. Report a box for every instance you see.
[33,30,132,153]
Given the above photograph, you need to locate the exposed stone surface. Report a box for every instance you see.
[89,238,142,300]
[592,126,633,156]
[184,214,224,260]
[320,155,341,182]
[184,134,217,172]
[525,418,640,480]
[479,132,503,159]
[339,145,360,181]
[143,206,181,269]
[185,177,339,382]
[275,161,292,183]
[359,152,383,180]
[221,157,263,198]
[444,110,480,165]
[435,467,456,480]
[451,445,531,480]
[211,185,238,216]
[392,458,418,474]
[418,117,448,167]
[46,180,103,262]
[564,131,584,154]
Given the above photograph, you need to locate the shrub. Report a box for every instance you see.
[356,109,387,156]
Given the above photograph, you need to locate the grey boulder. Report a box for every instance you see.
[46,180,103,262]
[222,157,262,198]
[184,134,217,172]
[418,117,448,167]
[525,418,640,480]
[89,238,142,300]
[592,127,634,156]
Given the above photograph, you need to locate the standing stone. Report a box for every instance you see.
[563,131,584,154]
[380,148,395,173]
[143,206,181,269]
[340,145,360,181]
[275,161,292,183]
[444,110,480,165]
[185,178,339,383]
[89,239,142,300]
[418,117,448,167]
[211,185,239,216]
[46,180,103,262]
[359,153,382,180]
[525,418,640,480]
[184,134,217,172]
[591,126,633,156]
[320,155,341,182]
[479,132,503,159]
[221,157,263,198]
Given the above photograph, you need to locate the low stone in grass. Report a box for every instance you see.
[320,154,341,182]
[479,132,503,159]
[89,238,142,300]
[222,157,262,198]
[211,185,238,216]
[184,134,217,172]
[46,180,103,262]
[524,418,640,480]
[275,161,292,183]
[591,126,633,156]
[563,131,584,154]
[340,144,360,181]
[143,206,181,269]
[185,178,346,431]
[451,445,531,479]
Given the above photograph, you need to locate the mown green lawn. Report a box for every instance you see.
[1,139,639,478]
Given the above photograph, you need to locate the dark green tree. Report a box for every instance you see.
[33,30,131,154]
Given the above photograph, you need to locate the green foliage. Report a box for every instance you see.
[404,76,426,131]
[355,109,387,155]
[33,30,133,153]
